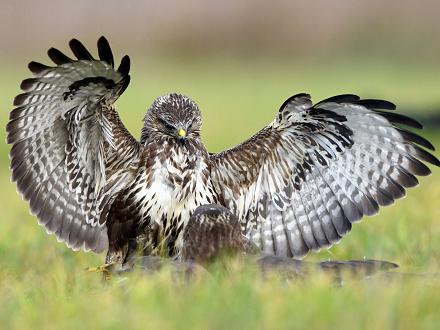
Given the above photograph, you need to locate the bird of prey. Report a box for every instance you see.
[7,37,439,272]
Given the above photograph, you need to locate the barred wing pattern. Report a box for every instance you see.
[7,37,141,252]
[210,94,439,258]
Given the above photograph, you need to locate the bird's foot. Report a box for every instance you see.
[86,264,114,281]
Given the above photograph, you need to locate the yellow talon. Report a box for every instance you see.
[86,264,114,281]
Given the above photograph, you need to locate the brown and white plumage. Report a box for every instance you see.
[7,37,140,254]
[7,37,439,269]
[181,204,255,263]
[211,94,439,257]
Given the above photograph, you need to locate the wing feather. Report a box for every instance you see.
[48,47,74,65]
[210,93,439,258]
[97,36,114,67]
[69,38,94,60]
[7,37,141,253]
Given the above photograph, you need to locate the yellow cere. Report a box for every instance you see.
[178,129,186,138]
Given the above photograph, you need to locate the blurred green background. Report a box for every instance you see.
[1,0,440,329]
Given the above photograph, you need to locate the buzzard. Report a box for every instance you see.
[7,37,439,271]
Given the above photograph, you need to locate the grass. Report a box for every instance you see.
[0,55,439,329]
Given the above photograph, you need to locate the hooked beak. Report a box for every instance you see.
[177,128,187,141]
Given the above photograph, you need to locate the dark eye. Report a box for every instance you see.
[159,118,175,131]
[187,120,194,131]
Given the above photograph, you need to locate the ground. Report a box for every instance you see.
[1,56,439,329]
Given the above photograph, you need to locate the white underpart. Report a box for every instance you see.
[133,142,216,250]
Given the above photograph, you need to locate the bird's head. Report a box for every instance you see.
[141,93,202,145]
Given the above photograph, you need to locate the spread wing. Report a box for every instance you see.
[7,37,142,253]
[210,93,440,258]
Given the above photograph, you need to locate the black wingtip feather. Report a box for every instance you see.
[396,167,419,188]
[377,111,423,129]
[69,38,94,60]
[9,106,27,121]
[48,47,73,65]
[28,61,51,74]
[97,36,114,67]
[20,78,39,91]
[5,122,16,141]
[398,128,435,151]
[117,55,130,76]
[316,94,361,106]
[13,93,29,106]
[406,156,432,176]
[356,99,396,110]
[412,145,440,167]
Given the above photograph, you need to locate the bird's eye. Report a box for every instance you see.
[188,120,195,131]
[159,118,175,131]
